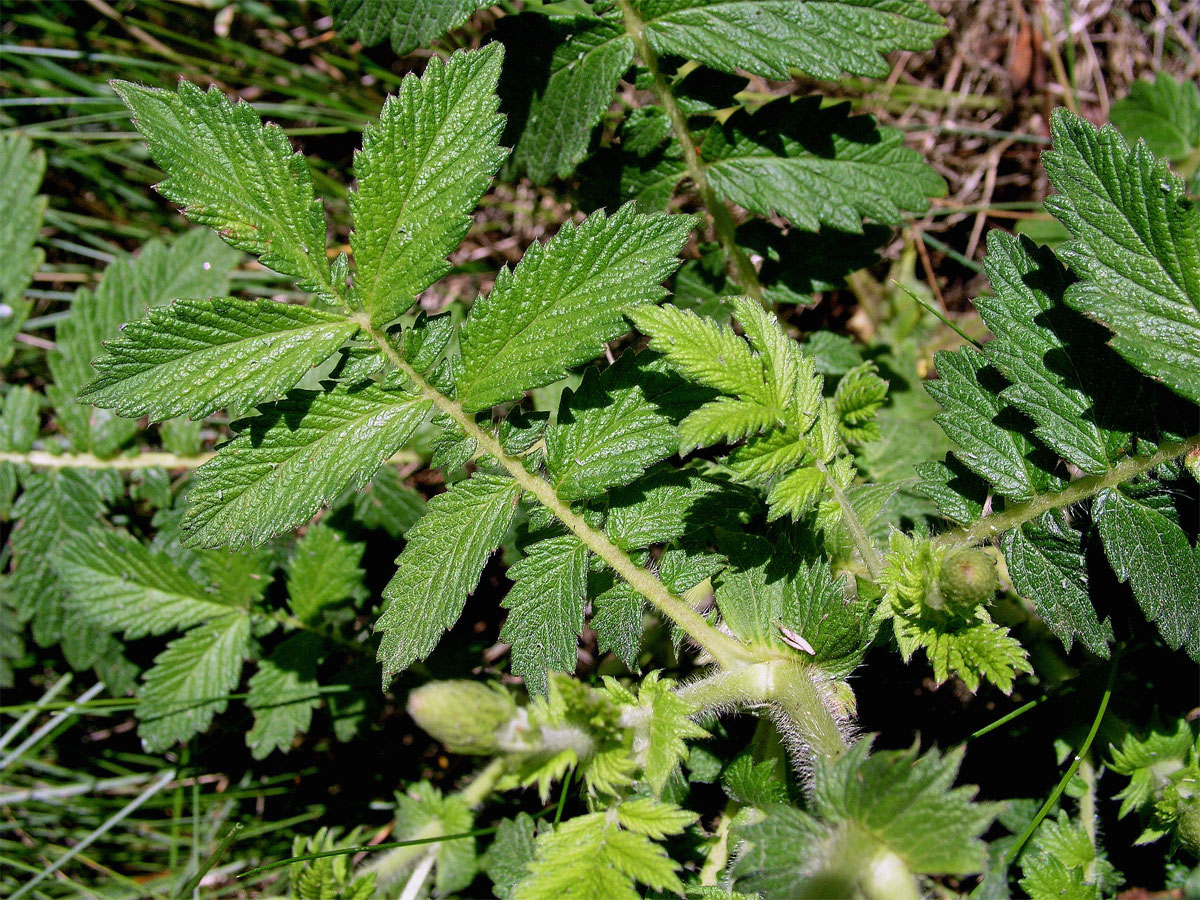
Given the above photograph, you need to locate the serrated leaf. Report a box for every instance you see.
[138,614,251,751]
[592,576,644,670]
[55,527,234,639]
[0,133,47,364]
[545,351,707,501]
[114,79,331,294]
[80,298,359,422]
[501,11,633,184]
[376,472,520,680]
[391,782,478,895]
[0,386,39,518]
[484,813,538,900]
[246,632,322,759]
[1044,110,1200,405]
[352,46,507,325]
[346,465,426,538]
[834,361,887,444]
[633,0,944,80]
[285,523,367,624]
[1094,485,1199,659]
[631,673,707,795]
[615,796,698,839]
[893,611,1032,694]
[702,97,945,232]
[501,535,589,697]
[605,469,734,550]
[331,0,489,54]
[927,346,1062,502]
[183,383,428,548]
[456,205,690,411]
[6,469,117,641]
[765,465,825,522]
[1002,512,1113,657]
[513,806,686,900]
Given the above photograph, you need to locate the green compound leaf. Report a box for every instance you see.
[80,298,359,422]
[376,473,521,681]
[1044,110,1200,405]
[285,523,367,625]
[138,613,251,752]
[893,612,1031,694]
[1094,485,1199,659]
[629,672,708,795]
[733,742,999,897]
[1110,73,1200,175]
[545,351,708,502]
[0,133,47,364]
[701,98,945,233]
[633,0,945,80]
[501,11,633,184]
[331,0,490,55]
[351,46,507,326]
[1002,512,1113,657]
[246,631,322,760]
[113,79,331,294]
[456,204,691,412]
[501,535,590,697]
[55,527,235,639]
[512,799,694,900]
[182,383,429,548]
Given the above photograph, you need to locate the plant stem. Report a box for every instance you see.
[614,0,766,305]
[0,447,423,470]
[817,460,884,580]
[936,434,1200,549]
[677,660,848,764]
[352,313,755,671]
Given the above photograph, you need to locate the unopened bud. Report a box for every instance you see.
[407,680,517,755]
[938,549,998,611]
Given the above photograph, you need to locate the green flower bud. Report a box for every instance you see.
[407,680,517,755]
[938,549,999,611]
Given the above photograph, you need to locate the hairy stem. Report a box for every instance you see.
[352,314,756,670]
[935,434,1200,549]
[817,460,884,580]
[0,448,422,470]
[614,0,766,305]
[678,660,849,764]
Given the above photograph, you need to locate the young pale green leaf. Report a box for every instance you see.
[1110,73,1200,174]
[1044,110,1200,405]
[114,79,331,294]
[834,361,887,445]
[501,535,589,697]
[702,98,945,233]
[502,11,633,184]
[138,614,251,752]
[246,632,322,760]
[633,0,945,80]
[765,465,825,522]
[512,802,689,900]
[331,0,489,54]
[456,205,690,412]
[285,523,367,624]
[182,383,429,548]
[545,351,708,501]
[351,46,506,326]
[377,473,521,681]
[630,673,708,795]
[388,782,478,895]
[55,527,234,639]
[1094,486,1199,659]
[1002,512,1113,657]
[0,134,47,364]
[926,346,1062,503]
[79,298,359,422]
[892,612,1031,694]
[628,303,771,403]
